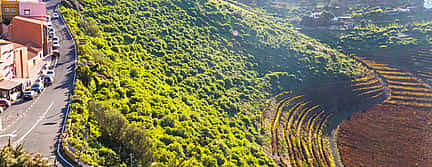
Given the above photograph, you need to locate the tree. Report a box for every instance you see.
[0,140,50,167]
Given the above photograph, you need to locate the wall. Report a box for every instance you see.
[8,17,43,49]
[0,43,15,80]
[19,1,46,21]
[14,46,28,78]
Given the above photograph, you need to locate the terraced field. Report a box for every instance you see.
[262,73,387,166]
[352,55,432,108]
[338,53,432,166]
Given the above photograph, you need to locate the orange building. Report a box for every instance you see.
[2,0,19,22]
[8,16,51,56]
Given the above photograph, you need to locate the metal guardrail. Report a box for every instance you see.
[55,2,78,167]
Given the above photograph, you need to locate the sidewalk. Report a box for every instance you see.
[12,55,54,87]
[1,55,54,130]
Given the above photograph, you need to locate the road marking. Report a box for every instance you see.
[0,133,16,138]
[13,102,53,146]
[3,84,48,131]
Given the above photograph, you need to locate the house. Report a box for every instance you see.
[1,0,19,22]
[8,16,51,56]
[19,0,46,21]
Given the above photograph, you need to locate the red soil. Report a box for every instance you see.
[337,104,432,167]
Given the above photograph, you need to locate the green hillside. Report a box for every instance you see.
[59,0,362,166]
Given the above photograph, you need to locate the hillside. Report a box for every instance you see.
[59,0,363,166]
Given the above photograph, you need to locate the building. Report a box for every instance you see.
[25,43,42,73]
[0,78,22,100]
[2,0,19,22]
[8,16,51,56]
[13,42,28,78]
[0,40,27,101]
[19,0,46,21]
[0,40,17,80]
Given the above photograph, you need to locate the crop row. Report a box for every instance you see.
[388,85,432,93]
[386,80,427,87]
[380,74,420,81]
[376,70,412,76]
[352,55,432,108]
[349,74,387,101]
[351,77,379,87]
[384,99,432,108]
[390,95,432,102]
[267,94,335,167]
[391,90,432,97]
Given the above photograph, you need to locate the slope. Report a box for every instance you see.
[59,0,363,166]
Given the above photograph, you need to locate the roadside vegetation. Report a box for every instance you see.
[59,0,363,166]
[0,142,50,167]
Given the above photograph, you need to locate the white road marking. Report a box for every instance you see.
[0,133,16,138]
[13,102,53,146]
[4,85,48,131]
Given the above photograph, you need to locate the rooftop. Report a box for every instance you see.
[0,40,11,46]
[0,79,21,90]
[12,16,47,26]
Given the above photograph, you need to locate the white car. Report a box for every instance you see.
[53,41,60,48]
[53,13,59,19]
[46,70,55,78]
[46,16,51,22]
[49,31,55,38]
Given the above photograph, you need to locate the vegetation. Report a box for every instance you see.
[0,142,50,167]
[58,0,365,166]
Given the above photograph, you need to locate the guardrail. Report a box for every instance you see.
[55,2,80,167]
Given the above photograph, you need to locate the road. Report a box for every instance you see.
[0,0,75,165]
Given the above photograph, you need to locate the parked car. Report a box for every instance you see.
[31,82,44,93]
[53,41,60,48]
[52,50,60,57]
[46,16,51,22]
[43,75,54,86]
[53,36,59,43]
[23,90,36,100]
[0,99,11,108]
[53,13,59,19]
[49,29,55,38]
[47,21,53,28]
[46,70,55,78]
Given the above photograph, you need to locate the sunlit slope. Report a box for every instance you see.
[59,0,362,166]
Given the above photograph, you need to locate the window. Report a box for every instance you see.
[4,8,9,13]
[11,8,16,13]
[24,9,30,15]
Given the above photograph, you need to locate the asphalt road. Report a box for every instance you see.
[0,0,75,165]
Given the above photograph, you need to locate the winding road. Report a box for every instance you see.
[0,0,75,166]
